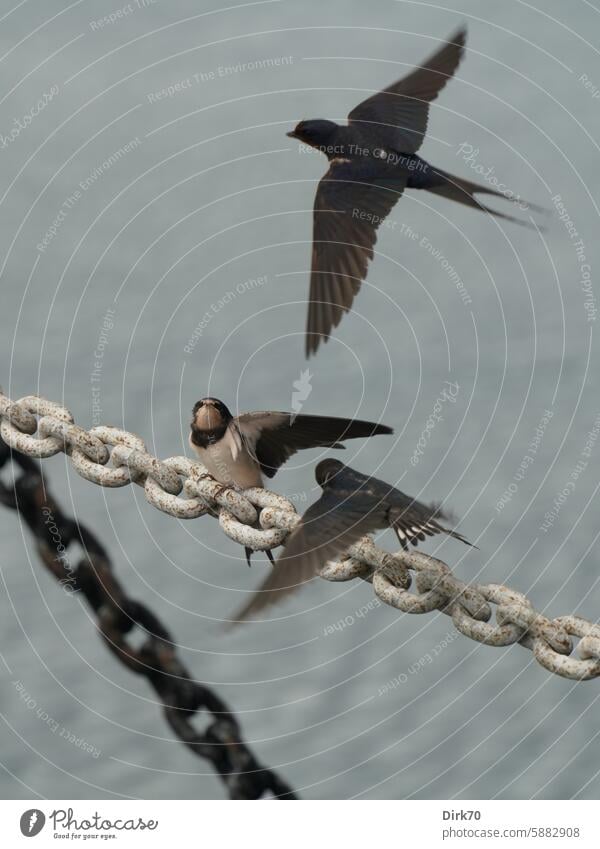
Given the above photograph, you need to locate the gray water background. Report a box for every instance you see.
[1,0,599,800]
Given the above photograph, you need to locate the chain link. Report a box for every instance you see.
[1,389,599,681]
[0,434,296,799]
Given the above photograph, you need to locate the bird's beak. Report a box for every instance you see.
[286,131,298,139]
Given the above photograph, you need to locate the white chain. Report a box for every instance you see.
[1,389,599,681]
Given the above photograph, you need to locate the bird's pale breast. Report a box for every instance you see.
[191,428,263,489]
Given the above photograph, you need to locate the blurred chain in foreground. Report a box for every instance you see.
[0,437,297,800]
[1,390,600,681]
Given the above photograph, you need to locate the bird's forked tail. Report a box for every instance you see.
[425,166,545,229]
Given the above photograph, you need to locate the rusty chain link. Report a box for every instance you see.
[1,389,600,681]
[0,436,297,800]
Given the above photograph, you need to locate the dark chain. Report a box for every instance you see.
[0,439,297,799]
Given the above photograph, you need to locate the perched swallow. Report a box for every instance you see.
[287,28,541,356]
[230,458,471,624]
[189,398,393,564]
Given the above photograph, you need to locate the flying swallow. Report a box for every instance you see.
[287,27,541,356]
[230,457,471,624]
[189,398,393,564]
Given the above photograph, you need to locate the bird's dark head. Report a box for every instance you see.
[287,119,339,150]
[191,397,232,437]
[315,458,345,487]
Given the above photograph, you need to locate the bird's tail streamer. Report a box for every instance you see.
[426,167,545,229]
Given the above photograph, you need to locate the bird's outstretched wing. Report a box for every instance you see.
[236,411,392,478]
[348,28,466,153]
[387,492,472,549]
[331,465,473,550]
[307,158,406,355]
[229,485,386,624]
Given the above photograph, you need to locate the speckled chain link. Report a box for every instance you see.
[1,389,599,681]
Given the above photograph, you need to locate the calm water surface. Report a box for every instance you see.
[0,0,599,799]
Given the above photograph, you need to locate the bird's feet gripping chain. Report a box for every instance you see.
[194,472,237,500]
[193,473,277,567]
[193,473,239,517]
[244,546,276,568]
